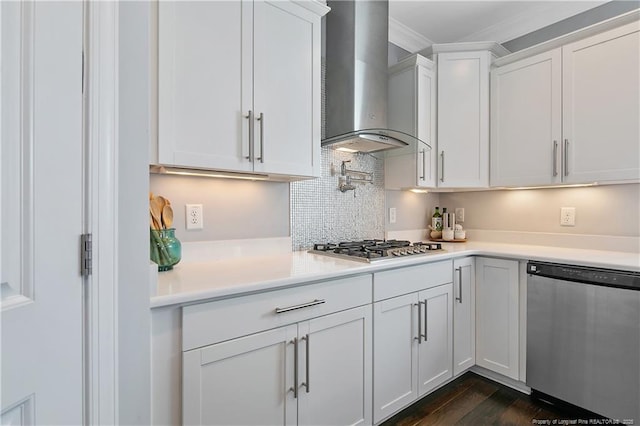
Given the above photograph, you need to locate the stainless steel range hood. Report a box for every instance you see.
[323,0,426,153]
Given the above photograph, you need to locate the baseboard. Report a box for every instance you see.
[471,365,531,395]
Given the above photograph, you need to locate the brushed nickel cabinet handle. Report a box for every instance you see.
[420,149,426,180]
[564,139,569,177]
[414,302,422,344]
[302,334,310,393]
[456,267,463,303]
[245,110,254,161]
[275,299,326,314]
[257,112,264,163]
[440,151,445,182]
[289,338,298,398]
[553,140,558,177]
[423,299,428,341]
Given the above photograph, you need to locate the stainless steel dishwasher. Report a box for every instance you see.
[527,261,640,421]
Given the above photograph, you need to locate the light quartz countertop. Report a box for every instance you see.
[151,240,640,308]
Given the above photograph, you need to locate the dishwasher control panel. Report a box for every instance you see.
[527,261,640,291]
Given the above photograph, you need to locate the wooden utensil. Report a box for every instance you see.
[150,196,164,227]
[150,208,161,230]
[162,204,174,229]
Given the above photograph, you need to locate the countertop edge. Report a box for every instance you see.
[150,243,639,309]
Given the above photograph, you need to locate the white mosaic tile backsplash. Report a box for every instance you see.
[290,148,385,250]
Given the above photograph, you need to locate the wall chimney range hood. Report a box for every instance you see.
[323,0,428,153]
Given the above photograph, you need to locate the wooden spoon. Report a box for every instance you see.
[150,203,163,231]
[150,196,165,227]
[162,204,174,229]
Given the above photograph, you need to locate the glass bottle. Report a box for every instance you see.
[432,207,442,231]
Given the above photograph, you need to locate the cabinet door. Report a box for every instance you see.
[437,51,490,188]
[253,1,321,177]
[490,49,562,187]
[453,257,476,376]
[562,21,640,183]
[417,283,453,396]
[372,293,419,424]
[298,306,372,426]
[183,325,298,426]
[158,1,252,172]
[476,258,519,380]
[416,64,437,187]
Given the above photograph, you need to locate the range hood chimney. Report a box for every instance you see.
[323,0,424,153]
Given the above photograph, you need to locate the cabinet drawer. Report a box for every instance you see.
[374,260,452,301]
[182,274,373,351]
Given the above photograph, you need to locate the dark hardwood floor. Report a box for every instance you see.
[381,372,601,426]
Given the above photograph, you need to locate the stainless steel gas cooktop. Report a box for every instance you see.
[309,239,444,263]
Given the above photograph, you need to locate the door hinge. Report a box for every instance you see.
[81,233,93,277]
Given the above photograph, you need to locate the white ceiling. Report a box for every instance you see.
[388,1,608,53]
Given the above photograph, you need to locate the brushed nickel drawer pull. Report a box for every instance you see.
[289,338,298,398]
[423,299,428,341]
[414,302,422,344]
[553,140,558,177]
[302,334,310,393]
[257,112,264,163]
[245,110,254,161]
[275,299,326,314]
[456,267,463,303]
[564,139,569,177]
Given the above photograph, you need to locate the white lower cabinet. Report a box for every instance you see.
[372,261,453,423]
[475,257,520,380]
[181,275,372,426]
[183,325,298,425]
[453,257,475,376]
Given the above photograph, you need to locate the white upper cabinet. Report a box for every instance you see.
[562,21,640,184]
[386,54,437,189]
[491,19,639,187]
[436,50,491,188]
[157,1,327,179]
[490,49,562,187]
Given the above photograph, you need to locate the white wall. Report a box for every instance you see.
[385,190,441,231]
[150,174,290,242]
[439,184,640,237]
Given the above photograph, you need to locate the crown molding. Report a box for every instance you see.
[426,41,510,58]
[388,53,434,75]
[389,17,433,53]
[494,9,640,67]
[457,2,609,44]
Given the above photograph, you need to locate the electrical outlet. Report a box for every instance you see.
[186,204,204,230]
[389,207,397,224]
[455,208,465,223]
[560,207,576,226]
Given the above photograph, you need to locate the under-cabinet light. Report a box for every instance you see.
[335,147,359,153]
[504,183,598,190]
[409,188,429,193]
[150,165,269,181]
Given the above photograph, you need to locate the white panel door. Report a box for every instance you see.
[372,293,418,424]
[476,258,520,380]
[298,306,372,426]
[1,2,84,424]
[453,257,475,376]
[490,49,562,187]
[182,325,298,426]
[562,21,640,183]
[437,51,490,188]
[417,284,453,396]
[253,0,319,177]
[158,1,253,172]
